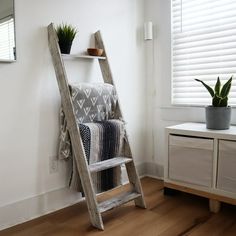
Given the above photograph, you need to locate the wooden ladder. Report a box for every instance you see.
[47,23,146,230]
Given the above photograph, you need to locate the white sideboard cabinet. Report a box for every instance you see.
[165,123,236,213]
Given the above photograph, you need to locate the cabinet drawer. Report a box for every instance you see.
[217,140,236,193]
[169,135,213,187]
[169,135,213,150]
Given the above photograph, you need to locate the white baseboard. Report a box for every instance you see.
[0,162,163,231]
[144,174,164,180]
[137,162,164,179]
[0,187,82,231]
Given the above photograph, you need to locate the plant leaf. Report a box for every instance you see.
[218,97,228,107]
[56,23,77,43]
[195,79,215,97]
[212,94,221,107]
[214,76,221,96]
[220,76,232,98]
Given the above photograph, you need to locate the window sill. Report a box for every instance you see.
[156,105,236,125]
[159,105,236,109]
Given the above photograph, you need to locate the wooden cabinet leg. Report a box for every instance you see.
[209,199,221,213]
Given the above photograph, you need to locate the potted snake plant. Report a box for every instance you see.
[56,23,77,54]
[195,76,232,130]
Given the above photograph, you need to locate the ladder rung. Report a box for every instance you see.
[89,157,132,173]
[98,191,141,213]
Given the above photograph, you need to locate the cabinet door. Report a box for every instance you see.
[169,135,213,187]
[217,140,236,193]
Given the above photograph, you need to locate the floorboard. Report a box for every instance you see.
[0,177,236,236]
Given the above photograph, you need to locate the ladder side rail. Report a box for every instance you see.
[94,31,146,208]
[94,31,122,119]
[48,23,104,230]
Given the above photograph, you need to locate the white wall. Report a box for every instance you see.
[0,0,146,229]
[144,0,236,177]
[0,0,13,19]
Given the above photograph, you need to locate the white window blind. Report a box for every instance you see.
[172,0,236,106]
[0,17,15,60]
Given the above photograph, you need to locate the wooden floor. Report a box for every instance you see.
[1,177,236,236]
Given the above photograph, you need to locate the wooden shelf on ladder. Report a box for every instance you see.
[89,157,132,173]
[62,54,106,60]
[47,22,146,230]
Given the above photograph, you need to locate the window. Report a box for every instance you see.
[0,16,15,60]
[172,0,236,106]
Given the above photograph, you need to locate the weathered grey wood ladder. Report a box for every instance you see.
[47,23,146,230]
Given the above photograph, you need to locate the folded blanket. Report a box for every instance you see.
[69,82,118,123]
[58,83,125,193]
[58,109,125,193]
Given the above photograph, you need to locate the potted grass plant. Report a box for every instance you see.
[195,76,232,130]
[56,23,77,54]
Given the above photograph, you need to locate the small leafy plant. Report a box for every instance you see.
[195,76,232,107]
[56,23,77,54]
